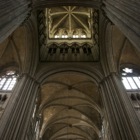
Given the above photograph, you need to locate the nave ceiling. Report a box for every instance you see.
[38,72,102,140]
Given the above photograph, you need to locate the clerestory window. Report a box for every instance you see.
[121,68,140,90]
[121,67,140,117]
[0,70,18,91]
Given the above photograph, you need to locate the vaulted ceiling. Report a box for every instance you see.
[39,72,102,140]
[38,6,99,62]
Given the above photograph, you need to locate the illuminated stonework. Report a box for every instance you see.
[46,6,93,39]
[38,6,99,61]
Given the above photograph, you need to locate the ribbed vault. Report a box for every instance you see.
[38,72,102,140]
[39,6,99,62]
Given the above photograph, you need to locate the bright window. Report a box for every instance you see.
[121,67,140,116]
[121,68,140,90]
[0,70,18,91]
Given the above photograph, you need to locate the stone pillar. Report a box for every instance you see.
[0,0,32,43]
[99,73,140,140]
[103,0,140,50]
[0,74,40,140]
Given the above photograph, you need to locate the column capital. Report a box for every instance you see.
[99,72,119,85]
[19,73,40,86]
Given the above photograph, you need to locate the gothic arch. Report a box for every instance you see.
[35,67,104,140]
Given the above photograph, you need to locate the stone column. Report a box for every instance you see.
[0,74,40,140]
[99,73,140,140]
[0,0,32,43]
[103,0,140,50]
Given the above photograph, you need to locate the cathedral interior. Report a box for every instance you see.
[0,0,140,140]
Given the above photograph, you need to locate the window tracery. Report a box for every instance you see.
[0,70,18,118]
[121,67,140,117]
[0,70,18,91]
[121,68,140,90]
